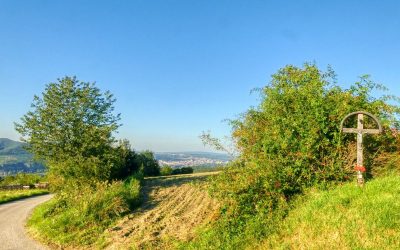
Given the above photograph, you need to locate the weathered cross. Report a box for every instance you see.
[340,111,382,186]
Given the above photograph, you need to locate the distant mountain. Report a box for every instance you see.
[0,138,46,176]
[0,138,28,155]
[155,151,233,168]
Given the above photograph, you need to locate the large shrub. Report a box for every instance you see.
[227,64,399,195]
[194,64,400,248]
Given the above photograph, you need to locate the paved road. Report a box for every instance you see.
[0,194,52,250]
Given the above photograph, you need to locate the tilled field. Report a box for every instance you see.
[105,172,220,249]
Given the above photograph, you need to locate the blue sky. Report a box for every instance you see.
[0,0,399,152]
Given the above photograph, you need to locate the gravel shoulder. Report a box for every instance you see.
[0,194,53,250]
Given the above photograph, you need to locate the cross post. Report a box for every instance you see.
[340,111,382,186]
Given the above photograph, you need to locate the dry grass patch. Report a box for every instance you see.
[104,172,220,250]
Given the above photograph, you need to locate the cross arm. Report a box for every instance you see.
[340,111,383,133]
[342,128,381,134]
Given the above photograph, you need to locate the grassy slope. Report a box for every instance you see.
[0,189,49,204]
[26,173,400,249]
[28,178,141,248]
[262,175,400,249]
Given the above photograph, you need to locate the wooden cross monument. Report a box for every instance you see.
[340,111,382,186]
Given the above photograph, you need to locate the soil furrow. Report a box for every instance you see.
[105,172,220,250]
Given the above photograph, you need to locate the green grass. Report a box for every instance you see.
[183,175,400,250]
[263,175,400,249]
[0,189,49,204]
[26,174,400,249]
[27,178,141,248]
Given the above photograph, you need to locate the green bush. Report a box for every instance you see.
[191,64,400,249]
[28,178,141,247]
[136,150,160,176]
[171,167,194,175]
[370,130,400,177]
[108,140,141,180]
[180,167,194,174]
[160,165,173,176]
[0,173,46,186]
[171,168,181,175]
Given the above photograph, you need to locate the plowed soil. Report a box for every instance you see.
[105,172,220,250]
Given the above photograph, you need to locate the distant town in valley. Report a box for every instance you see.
[155,152,232,168]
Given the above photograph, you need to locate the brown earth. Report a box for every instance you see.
[105,172,220,250]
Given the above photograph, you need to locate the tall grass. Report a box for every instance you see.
[182,175,400,250]
[28,177,141,248]
[0,189,49,204]
[263,175,400,249]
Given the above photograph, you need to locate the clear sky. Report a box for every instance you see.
[0,0,399,152]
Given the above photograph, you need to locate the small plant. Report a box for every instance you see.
[160,165,173,176]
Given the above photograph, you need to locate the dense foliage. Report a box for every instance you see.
[111,141,160,179]
[172,167,194,175]
[194,64,400,248]
[15,77,121,187]
[0,173,46,186]
[16,77,148,248]
[159,166,194,176]
[136,150,161,176]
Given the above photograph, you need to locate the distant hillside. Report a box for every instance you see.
[0,138,28,155]
[0,138,45,175]
[155,151,233,168]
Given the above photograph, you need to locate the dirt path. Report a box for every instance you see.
[0,194,52,250]
[105,172,220,249]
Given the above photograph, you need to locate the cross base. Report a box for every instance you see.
[356,171,364,186]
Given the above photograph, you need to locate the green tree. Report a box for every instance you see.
[110,139,141,180]
[136,150,160,176]
[15,76,121,186]
[160,165,173,176]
